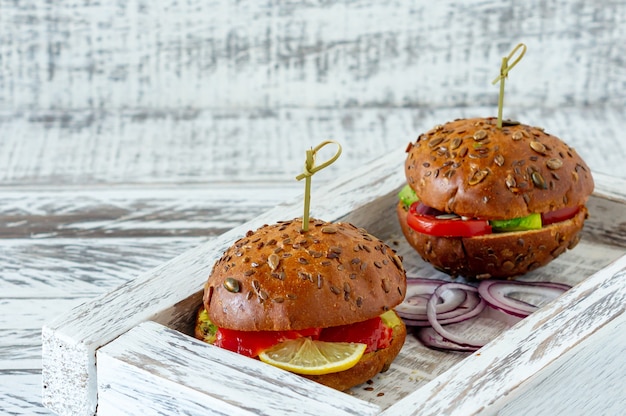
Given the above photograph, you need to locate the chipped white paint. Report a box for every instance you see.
[1,107,625,186]
[1,1,624,111]
[379,256,626,416]
[2,0,626,414]
[40,157,626,415]
[97,322,379,416]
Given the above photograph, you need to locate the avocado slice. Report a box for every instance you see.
[398,184,419,209]
[489,213,542,232]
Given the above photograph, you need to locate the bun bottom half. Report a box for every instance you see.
[303,315,407,391]
[396,202,588,279]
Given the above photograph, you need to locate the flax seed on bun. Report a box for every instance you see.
[398,117,594,279]
[204,218,406,331]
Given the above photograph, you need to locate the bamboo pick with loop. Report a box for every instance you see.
[492,43,527,128]
[295,140,342,231]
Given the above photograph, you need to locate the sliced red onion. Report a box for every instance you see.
[402,289,484,327]
[396,278,467,321]
[478,280,571,318]
[403,279,568,352]
[415,327,480,352]
[427,283,488,348]
[413,202,446,217]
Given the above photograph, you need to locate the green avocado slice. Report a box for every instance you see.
[489,213,542,232]
[398,184,419,209]
[398,183,542,233]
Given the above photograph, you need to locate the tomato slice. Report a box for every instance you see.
[215,327,321,358]
[541,206,580,225]
[319,316,392,353]
[407,202,492,238]
[213,316,393,357]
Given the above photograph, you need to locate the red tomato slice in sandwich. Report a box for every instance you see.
[214,316,393,357]
[407,202,492,238]
[215,327,321,358]
[320,316,392,353]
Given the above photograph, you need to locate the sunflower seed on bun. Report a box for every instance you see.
[196,217,407,391]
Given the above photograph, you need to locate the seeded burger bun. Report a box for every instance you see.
[398,117,594,279]
[197,218,407,391]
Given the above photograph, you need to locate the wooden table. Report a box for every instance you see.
[2,109,625,415]
[2,1,626,414]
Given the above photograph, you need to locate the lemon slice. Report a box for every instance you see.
[258,337,367,375]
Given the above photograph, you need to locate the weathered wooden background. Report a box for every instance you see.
[1,0,625,186]
[1,0,625,414]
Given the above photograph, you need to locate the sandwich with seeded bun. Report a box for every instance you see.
[195,217,407,391]
[397,117,594,279]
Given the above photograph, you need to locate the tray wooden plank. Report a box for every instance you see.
[379,255,626,415]
[42,148,626,414]
[496,313,626,416]
[97,322,379,416]
[42,148,406,415]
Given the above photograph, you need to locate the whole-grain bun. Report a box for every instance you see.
[204,218,407,331]
[303,313,406,391]
[397,201,588,279]
[405,117,594,220]
[399,117,595,279]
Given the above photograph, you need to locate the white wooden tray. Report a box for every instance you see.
[42,146,626,415]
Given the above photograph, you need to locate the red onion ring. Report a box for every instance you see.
[415,327,480,352]
[398,278,570,352]
[478,280,571,318]
[396,278,467,321]
[427,283,489,348]
[402,289,484,327]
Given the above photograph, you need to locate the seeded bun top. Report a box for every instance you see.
[405,117,595,219]
[203,218,407,331]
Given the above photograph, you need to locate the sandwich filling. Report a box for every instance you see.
[399,184,581,238]
[196,308,402,374]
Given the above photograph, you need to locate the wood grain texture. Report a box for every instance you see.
[1,0,624,111]
[41,148,408,415]
[0,370,54,415]
[41,149,626,415]
[0,185,297,415]
[496,313,626,416]
[379,255,626,416]
[97,322,379,416]
[3,0,626,414]
[0,107,624,186]
[0,184,300,238]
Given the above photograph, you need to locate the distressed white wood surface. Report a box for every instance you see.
[1,0,626,186]
[41,161,626,415]
[1,0,624,111]
[496,313,626,416]
[1,185,299,415]
[2,0,626,414]
[97,322,379,416]
[40,147,408,415]
[379,255,626,416]
[1,107,625,186]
